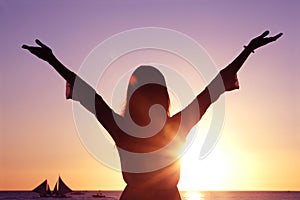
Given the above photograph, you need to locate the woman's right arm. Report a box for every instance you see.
[171,31,283,136]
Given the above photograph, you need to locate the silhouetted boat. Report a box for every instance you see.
[92,191,106,198]
[32,179,52,197]
[53,176,72,197]
[33,176,72,198]
[52,182,58,195]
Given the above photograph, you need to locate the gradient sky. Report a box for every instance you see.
[1,0,299,191]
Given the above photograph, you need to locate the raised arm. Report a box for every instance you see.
[172,31,283,134]
[225,30,283,74]
[22,40,121,139]
[22,40,76,84]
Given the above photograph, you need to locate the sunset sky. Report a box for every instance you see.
[1,0,299,191]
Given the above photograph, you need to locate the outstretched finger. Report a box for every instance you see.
[273,32,283,40]
[259,30,270,38]
[267,33,283,42]
[21,44,30,49]
[35,39,48,48]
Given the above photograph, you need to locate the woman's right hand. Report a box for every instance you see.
[22,39,55,63]
[247,31,283,52]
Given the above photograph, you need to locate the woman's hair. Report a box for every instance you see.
[123,65,170,124]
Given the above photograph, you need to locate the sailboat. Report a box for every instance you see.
[32,179,52,197]
[33,176,72,197]
[52,176,72,197]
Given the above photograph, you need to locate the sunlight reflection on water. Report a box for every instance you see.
[183,191,205,200]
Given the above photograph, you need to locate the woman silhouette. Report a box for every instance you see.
[23,30,282,200]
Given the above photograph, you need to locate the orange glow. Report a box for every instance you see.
[182,191,205,200]
[129,75,137,85]
[179,145,229,191]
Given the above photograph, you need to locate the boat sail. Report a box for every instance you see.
[32,179,51,197]
[33,176,72,197]
[52,182,58,195]
[54,176,72,197]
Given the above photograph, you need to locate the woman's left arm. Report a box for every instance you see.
[23,40,122,140]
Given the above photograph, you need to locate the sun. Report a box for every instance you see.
[178,134,230,191]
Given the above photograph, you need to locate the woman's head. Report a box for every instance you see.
[124,66,170,125]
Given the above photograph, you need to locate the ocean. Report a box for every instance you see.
[1,191,300,200]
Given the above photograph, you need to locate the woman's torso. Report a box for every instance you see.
[115,117,186,199]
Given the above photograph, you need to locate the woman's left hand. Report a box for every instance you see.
[22,39,55,63]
